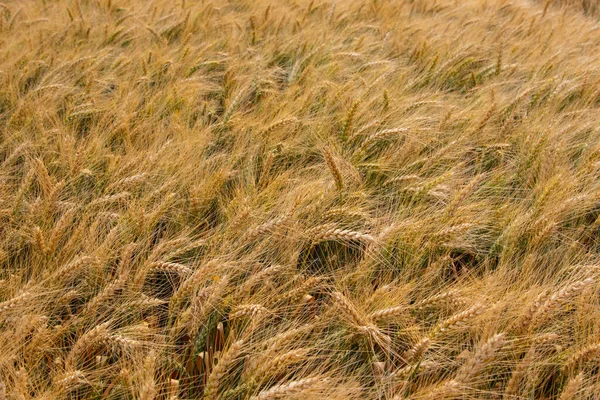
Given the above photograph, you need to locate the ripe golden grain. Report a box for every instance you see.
[2,0,600,398]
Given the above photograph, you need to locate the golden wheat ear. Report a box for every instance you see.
[558,373,584,400]
[251,377,331,400]
[204,340,244,400]
[323,145,344,193]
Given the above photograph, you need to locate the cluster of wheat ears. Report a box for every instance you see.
[1,0,600,398]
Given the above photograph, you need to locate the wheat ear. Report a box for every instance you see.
[565,342,600,371]
[454,333,505,383]
[503,347,535,397]
[309,225,374,243]
[138,351,157,400]
[204,340,244,399]
[251,377,329,400]
[531,278,594,328]
[323,145,344,192]
[431,303,485,336]
[559,373,584,400]
[66,322,111,367]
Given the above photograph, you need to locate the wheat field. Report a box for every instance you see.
[1,0,600,398]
